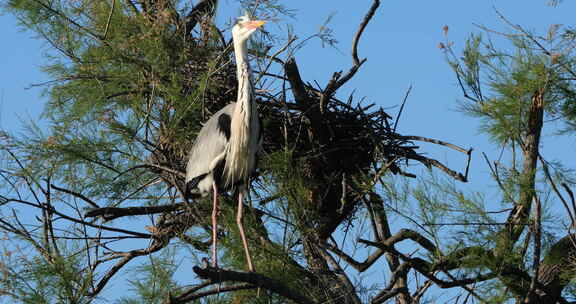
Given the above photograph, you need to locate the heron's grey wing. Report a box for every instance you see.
[185,103,236,195]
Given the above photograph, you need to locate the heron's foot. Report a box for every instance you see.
[246,261,255,273]
[201,257,219,270]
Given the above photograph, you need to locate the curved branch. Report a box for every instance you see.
[170,283,255,303]
[319,0,380,112]
[358,238,497,288]
[408,153,468,182]
[192,266,315,304]
[400,135,471,154]
[50,184,100,208]
[351,0,380,66]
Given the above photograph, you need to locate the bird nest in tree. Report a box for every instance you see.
[144,14,471,242]
[148,46,470,241]
[258,78,470,239]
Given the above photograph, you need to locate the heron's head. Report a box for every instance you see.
[232,14,266,44]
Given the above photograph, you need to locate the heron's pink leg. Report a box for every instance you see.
[237,191,254,271]
[211,181,219,268]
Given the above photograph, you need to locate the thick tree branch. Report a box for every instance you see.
[365,193,412,303]
[371,263,411,303]
[168,283,254,303]
[372,287,410,304]
[316,245,362,304]
[192,266,316,304]
[284,58,311,107]
[85,203,186,221]
[495,88,544,257]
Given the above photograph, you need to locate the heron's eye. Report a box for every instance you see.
[236,15,251,25]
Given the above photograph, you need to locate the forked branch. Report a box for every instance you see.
[319,0,381,112]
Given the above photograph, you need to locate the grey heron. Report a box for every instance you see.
[184,15,265,272]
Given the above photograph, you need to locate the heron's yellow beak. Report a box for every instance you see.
[246,20,266,30]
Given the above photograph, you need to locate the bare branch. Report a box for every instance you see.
[319,0,381,112]
[351,0,380,66]
[103,0,116,40]
[400,135,471,155]
[50,184,100,209]
[393,85,413,133]
[284,58,310,107]
[408,153,468,182]
[561,183,576,226]
[371,263,411,303]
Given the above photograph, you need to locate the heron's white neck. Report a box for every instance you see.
[233,38,253,106]
[224,37,258,187]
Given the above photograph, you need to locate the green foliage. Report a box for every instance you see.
[5,0,576,302]
[116,249,179,304]
[262,149,314,228]
[439,20,576,300]
[448,33,576,144]
[0,239,92,304]
[1,0,217,203]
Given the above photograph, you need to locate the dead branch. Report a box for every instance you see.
[359,238,497,289]
[319,0,380,112]
[407,153,468,182]
[400,135,471,155]
[284,58,310,107]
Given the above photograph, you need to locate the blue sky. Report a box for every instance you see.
[3,1,574,184]
[1,0,576,302]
